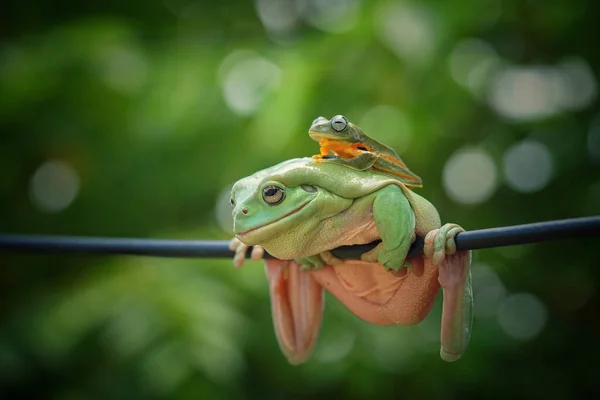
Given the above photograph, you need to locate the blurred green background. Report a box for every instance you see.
[1,0,599,398]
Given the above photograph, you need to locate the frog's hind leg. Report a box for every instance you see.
[265,259,324,365]
[374,157,423,188]
[424,224,473,362]
[315,152,378,171]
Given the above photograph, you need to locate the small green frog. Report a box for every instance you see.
[229,157,472,365]
[309,115,423,188]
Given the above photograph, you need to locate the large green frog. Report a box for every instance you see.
[229,157,472,365]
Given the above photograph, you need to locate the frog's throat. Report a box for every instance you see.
[235,199,312,240]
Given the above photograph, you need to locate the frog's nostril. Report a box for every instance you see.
[242,209,248,215]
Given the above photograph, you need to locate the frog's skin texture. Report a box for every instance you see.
[229,158,472,365]
[309,115,423,188]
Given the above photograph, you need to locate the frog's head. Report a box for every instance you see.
[308,115,362,143]
[229,159,356,259]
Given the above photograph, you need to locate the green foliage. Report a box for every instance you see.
[1,0,599,397]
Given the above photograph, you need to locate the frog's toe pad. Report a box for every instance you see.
[230,238,249,268]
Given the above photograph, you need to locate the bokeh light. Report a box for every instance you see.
[448,38,501,98]
[472,263,506,318]
[497,293,548,341]
[358,105,412,153]
[298,0,361,33]
[29,160,80,213]
[443,147,498,204]
[375,1,436,68]
[219,50,281,116]
[503,140,554,193]
[255,0,299,37]
[488,59,597,122]
[97,45,148,95]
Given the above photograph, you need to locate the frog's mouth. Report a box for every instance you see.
[235,200,312,240]
[308,130,340,141]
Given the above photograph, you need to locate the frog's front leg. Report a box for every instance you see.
[424,223,472,362]
[361,185,416,272]
[229,237,265,268]
[315,152,378,172]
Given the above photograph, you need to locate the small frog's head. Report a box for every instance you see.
[308,115,362,143]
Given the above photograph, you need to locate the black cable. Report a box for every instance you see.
[0,216,598,260]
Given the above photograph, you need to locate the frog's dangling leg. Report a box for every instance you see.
[265,259,324,365]
[373,157,423,188]
[424,224,473,362]
[315,152,378,171]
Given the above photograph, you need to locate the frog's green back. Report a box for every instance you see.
[264,158,440,234]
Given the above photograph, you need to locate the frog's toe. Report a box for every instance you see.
[230,238,249,268]
[444,226,464,255]
[424,229,446,266]
[250,245,265,262]
[424,230,438,259]
[425,224,466,266]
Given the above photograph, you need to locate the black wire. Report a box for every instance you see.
[0,216,598,260]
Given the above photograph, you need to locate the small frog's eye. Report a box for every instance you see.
[230,198,235,207]
[330,115,348,132]
[262,185,285,205]
[300,184,317,193]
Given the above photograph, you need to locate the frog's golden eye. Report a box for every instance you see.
[300,184,317,193]
[331,115,348,132]
[262,185,285,205]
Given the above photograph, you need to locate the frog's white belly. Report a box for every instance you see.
[317,208,380,250]
[261,196,382,260]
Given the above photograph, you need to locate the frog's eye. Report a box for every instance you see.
[262,185,285,205]
[300,184,317,193]
[330,115,348,132]
[230,198,235,207]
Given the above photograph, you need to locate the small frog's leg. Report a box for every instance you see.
[424,223,472,362]
[373,157,423,188]
[229,237,264,268]
[360,185,416,272]
[318,152,378,171]
[265,259,324,365]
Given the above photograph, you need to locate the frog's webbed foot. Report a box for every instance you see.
[360,240,413,275]
[424,223,473,362]
[229,237,265,268]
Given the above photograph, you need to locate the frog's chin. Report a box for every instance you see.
[235,200,312,245]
